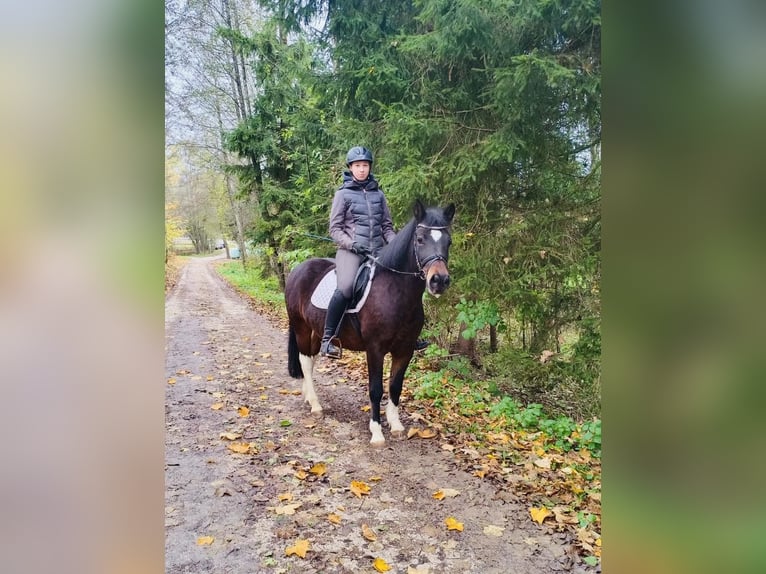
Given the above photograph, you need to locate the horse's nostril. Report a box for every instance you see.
[444,276,451,286]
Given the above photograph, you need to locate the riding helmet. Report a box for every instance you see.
[346,146,373,166]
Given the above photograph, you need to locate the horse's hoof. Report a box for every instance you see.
[390,429,405,440]
[310,409,324,419]
[370,438,385,448]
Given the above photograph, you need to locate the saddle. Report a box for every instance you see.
[310,261,376,313]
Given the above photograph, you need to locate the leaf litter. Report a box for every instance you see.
[166,258,601,574]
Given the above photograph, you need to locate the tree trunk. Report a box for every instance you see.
[452,322,479,366]
[215,104,248,267]
[489,324,498,353]
[221,0,248,122]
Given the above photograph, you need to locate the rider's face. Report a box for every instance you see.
[349,160,371,182]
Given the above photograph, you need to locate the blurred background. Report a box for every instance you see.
[0,0,764,572]
[605,0,766,572]
[0,1,164,573]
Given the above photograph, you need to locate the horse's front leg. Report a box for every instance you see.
[366,349,386,447]
[387,351,414,439]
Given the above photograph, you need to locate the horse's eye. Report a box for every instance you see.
[416,236,425,245]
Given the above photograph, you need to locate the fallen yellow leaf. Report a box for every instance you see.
[372,557,391,572]
[369,476,383,482]
[361,523,377,542]
[473,469,487,479]
[227,442,253,454]
[361,405,371,412]
[277,492,293,502]
[237,406,250,417]
[432,488,460,500]
[294,470,308,480]
[350,480,371,498]
[196,536,214,545]
[211,402,224,410]
[327,513,342,525]
[529,506,552,525]
[418,428,437,439]
[309,463,327,476]
[167,378,176,385]
[445,517,464,531]
[407,428,420,439]
[285,539,310,558]
[219,431,242,441]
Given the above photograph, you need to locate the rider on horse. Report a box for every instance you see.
[320,146,428,358]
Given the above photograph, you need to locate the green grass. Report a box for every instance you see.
[216,261,285,312]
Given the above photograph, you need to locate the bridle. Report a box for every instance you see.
[413,223,449,279]
[372,223,450,280]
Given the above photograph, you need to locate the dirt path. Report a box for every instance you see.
[165,255,584,573]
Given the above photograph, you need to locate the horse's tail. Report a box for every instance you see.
[287,324,304,379]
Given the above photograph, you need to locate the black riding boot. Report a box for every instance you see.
[319,290,348,359]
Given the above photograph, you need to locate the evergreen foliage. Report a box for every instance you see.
[216,0,600,416]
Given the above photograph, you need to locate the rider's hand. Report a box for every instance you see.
[351,242,371,258]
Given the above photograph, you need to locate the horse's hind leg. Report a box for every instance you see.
[387,352,414,439]
[299,352,323,417]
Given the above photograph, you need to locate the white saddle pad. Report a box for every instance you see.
[310,266,375,313]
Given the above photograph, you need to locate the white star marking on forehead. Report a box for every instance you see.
[430,229,443,242]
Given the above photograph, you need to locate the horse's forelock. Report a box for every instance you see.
[424,205,452,228]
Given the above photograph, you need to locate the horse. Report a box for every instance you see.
[285,200,455,446]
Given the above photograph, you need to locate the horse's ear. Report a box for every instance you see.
[413,199,426,221]
[443,203,456,223]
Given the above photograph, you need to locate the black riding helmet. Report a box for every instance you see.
[346,146,373,166]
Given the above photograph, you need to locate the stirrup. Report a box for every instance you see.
[320,338,342,359]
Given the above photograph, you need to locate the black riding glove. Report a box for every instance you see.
[351,242,372,258]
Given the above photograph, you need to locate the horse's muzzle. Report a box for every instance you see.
[425,261,451,296]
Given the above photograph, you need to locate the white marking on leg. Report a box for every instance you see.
[369,420,385,447]
[386,401,405,437]
[299,353,322,415]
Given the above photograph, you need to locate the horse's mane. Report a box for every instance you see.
[377,217,417,271]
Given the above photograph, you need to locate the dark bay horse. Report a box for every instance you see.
[285,200,455,446]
